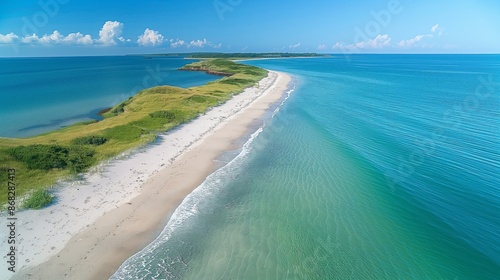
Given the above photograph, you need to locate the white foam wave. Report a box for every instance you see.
[110,126,265,279]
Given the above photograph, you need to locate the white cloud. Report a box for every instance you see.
[64,32,93,45]
[36,30,63,44]
[332,42,345,49]
[170,39,185,48]
[358,34,391,48]
[189,38,208,48]
[21,34,40,44]
[0,33,19,44]
[334,34,391,50]
[398,25,443,48]
[98,21,124,45]
[330,24,446,52]
[398,34,433,47]
[170,38,219,49]
[1,22,222,52]
[317,44,327,50]
[21,30,65,44]
[431,24,443,36]
[137,28,164,46]
[289,42,301,49]
[19,31,94,45]
[2,21,120,46]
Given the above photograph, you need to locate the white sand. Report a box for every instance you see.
[0,70,290,279]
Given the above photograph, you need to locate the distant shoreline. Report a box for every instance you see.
[233,56,330,62]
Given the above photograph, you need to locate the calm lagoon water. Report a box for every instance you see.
[0,56,218,137]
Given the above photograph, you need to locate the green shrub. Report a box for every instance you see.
[188,95,208,103]
[103,124,143,142]
[8,145,69,170]
[111,103,125,114]
[7,144,95,173]
[149,110,176,120]
[24,189,54,209]
[71,135,108,146]
[130,117,166,131]
[67,146,96,173]
[244,69,265,76]
[110,97,133,115]
[219,78,253,86]
[170,109,198,123]
[140,86,189,95]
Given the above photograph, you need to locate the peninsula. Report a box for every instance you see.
[0,59,267,207]
[2,57,292,279]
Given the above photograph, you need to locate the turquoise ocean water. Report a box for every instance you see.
[0,56,218,138]
[3,55,499,279]
[111,55,500,279]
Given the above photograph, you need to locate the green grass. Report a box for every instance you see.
[149,110,176,120]
[102,124,144,142]
[23,189,54,209]
[71,135,108,146]
[0,59,268,208]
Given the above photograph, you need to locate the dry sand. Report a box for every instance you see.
[2,70,291,280]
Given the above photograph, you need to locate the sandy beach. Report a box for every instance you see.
[4,70,291,280]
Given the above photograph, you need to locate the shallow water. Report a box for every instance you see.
[0,56,218,137]
[110,55,499,279]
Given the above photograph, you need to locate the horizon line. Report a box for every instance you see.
[1,52,500,59]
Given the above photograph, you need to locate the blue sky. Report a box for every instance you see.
[0,0,499,56]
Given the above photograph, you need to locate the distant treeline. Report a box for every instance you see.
[141,53,329,59]
[187,53,328,58]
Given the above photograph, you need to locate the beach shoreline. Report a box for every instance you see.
[9,70,291,280]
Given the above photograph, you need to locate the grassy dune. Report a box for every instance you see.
[0,59,267,208]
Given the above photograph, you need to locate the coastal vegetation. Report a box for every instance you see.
[23,189,55,210]
[144,52,329,60]
[0,59,267,209]
[186,52,328,59]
